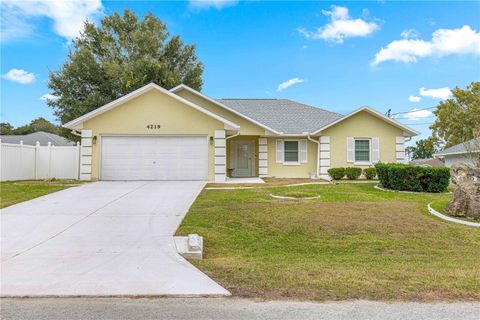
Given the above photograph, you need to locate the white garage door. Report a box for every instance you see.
[101,136,208,181]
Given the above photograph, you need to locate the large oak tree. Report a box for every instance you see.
[48,9,204,138]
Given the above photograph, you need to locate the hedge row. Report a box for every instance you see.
[374,163,450,193]
[327,167,377,180]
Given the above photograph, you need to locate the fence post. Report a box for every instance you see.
[34,141,40,179]
[19,140,24,180]
[47,141,52,179]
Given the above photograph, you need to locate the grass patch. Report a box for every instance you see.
[271,190,321,199]
[178,183,480,301]
[0,180,83,208]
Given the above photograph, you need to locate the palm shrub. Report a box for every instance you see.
[363,167,377,180]
[345,167,362,180]
[328,167,345,180]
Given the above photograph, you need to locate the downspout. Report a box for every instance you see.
[307,134,320,179]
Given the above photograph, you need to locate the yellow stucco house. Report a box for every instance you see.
[64,83,419,182]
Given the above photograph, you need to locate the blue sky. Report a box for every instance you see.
[1,1,479,145]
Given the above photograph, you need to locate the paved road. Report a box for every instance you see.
[1,181,229,296]
[1,298,479,320]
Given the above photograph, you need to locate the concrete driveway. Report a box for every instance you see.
[0,181,230,297]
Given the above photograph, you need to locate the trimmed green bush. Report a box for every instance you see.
[328,167,345,180]
[374,163,450,193]
[345,167,362,180]
[363,167,377,180]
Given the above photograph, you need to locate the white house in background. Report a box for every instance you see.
[433,138,480,167]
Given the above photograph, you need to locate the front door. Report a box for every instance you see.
[232,140,255,177]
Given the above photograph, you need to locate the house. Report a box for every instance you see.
[0,131,75,146]
[409,158,444,167]
[63,83,419,182]
[433,138,479,167]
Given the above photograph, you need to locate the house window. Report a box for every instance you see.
[284,141,299,162]
[355,139,370,162]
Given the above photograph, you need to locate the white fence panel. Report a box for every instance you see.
[0,142,80,181]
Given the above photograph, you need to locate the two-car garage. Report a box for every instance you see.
[100,136,208,181]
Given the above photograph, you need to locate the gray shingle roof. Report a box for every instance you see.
[216,99,343,134]
[0,131,75,146]
[434,138,480,156]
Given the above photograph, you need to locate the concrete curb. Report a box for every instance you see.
[374,184,452,194]
[427,203,480,228]
[269,194,321,200]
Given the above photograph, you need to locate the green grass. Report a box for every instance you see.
[178,183,480,301]
[430,199,480,223]
[0,180,83,208]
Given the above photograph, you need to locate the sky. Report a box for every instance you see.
[1,0,479,146]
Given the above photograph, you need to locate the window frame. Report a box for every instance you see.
[354,138,371,165]
[283,140,300,165]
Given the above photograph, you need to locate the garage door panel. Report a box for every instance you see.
[101,136,208,181]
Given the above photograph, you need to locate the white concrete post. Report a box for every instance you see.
[214,130,226,183]
[319,136,331,180]
[19,141,24,180]
[75,141,81,179]
[258,137,268,177]
[47,141,52,178]
[396,136,406,163]
[80,130,93,180]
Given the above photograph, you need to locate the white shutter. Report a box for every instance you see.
[300,140,308,163]
[276,139,284,163]
[347,137,354,163]
[371,137,380,163]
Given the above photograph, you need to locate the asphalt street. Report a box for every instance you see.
[1,298,479,320]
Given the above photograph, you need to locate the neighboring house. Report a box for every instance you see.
[409,158,444,167]
[433,138,480,167]
[63,83,419,182]
[0,131,75,146]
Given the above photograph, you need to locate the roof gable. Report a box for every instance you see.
[63,83,240,131]
[310,107,419,136]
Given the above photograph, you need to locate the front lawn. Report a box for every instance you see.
[0,180,84,208]
[178,183,480,301]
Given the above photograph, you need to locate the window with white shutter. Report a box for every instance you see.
[347,137,354,163]
[371,137,380,163]
[300,140,308,163]
[276,139,284,163]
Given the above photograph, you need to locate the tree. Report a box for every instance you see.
[13,118,60,135]
[406,137,439,160]
[0,122,14,135]
[430,82,480,148]
[47,10,204,139]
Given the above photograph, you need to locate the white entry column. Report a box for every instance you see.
[258,138,268,177]
[80,129,93,180]
[214,130,226,183]
[396,136,406,163]
[319,136,330,180]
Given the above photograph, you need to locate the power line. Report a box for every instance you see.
[390,106,437,116]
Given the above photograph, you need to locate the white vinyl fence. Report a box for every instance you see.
[1,141,80,181]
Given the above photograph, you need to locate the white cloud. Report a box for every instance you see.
[277,78,305,92]
[419,87,452,100]
[372,25,480,65]
[2,69,35,84]
[40,93,58,102]
[297,5,379,44]
[189,0,239,10]
[408,96,421,103]
[403,108,433,121]
[1,0,103,41]
[401,29,420,39]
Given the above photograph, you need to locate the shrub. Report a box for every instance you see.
[374,163,450,193]
[363,167,377,180]
[328,167,345,180]
[345,167,362,180]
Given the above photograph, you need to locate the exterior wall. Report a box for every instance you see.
[266,137,317,178]
[444,154,477,167]
[175,90,266,136]
[321,110,404,169]
[82,90,225,181]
